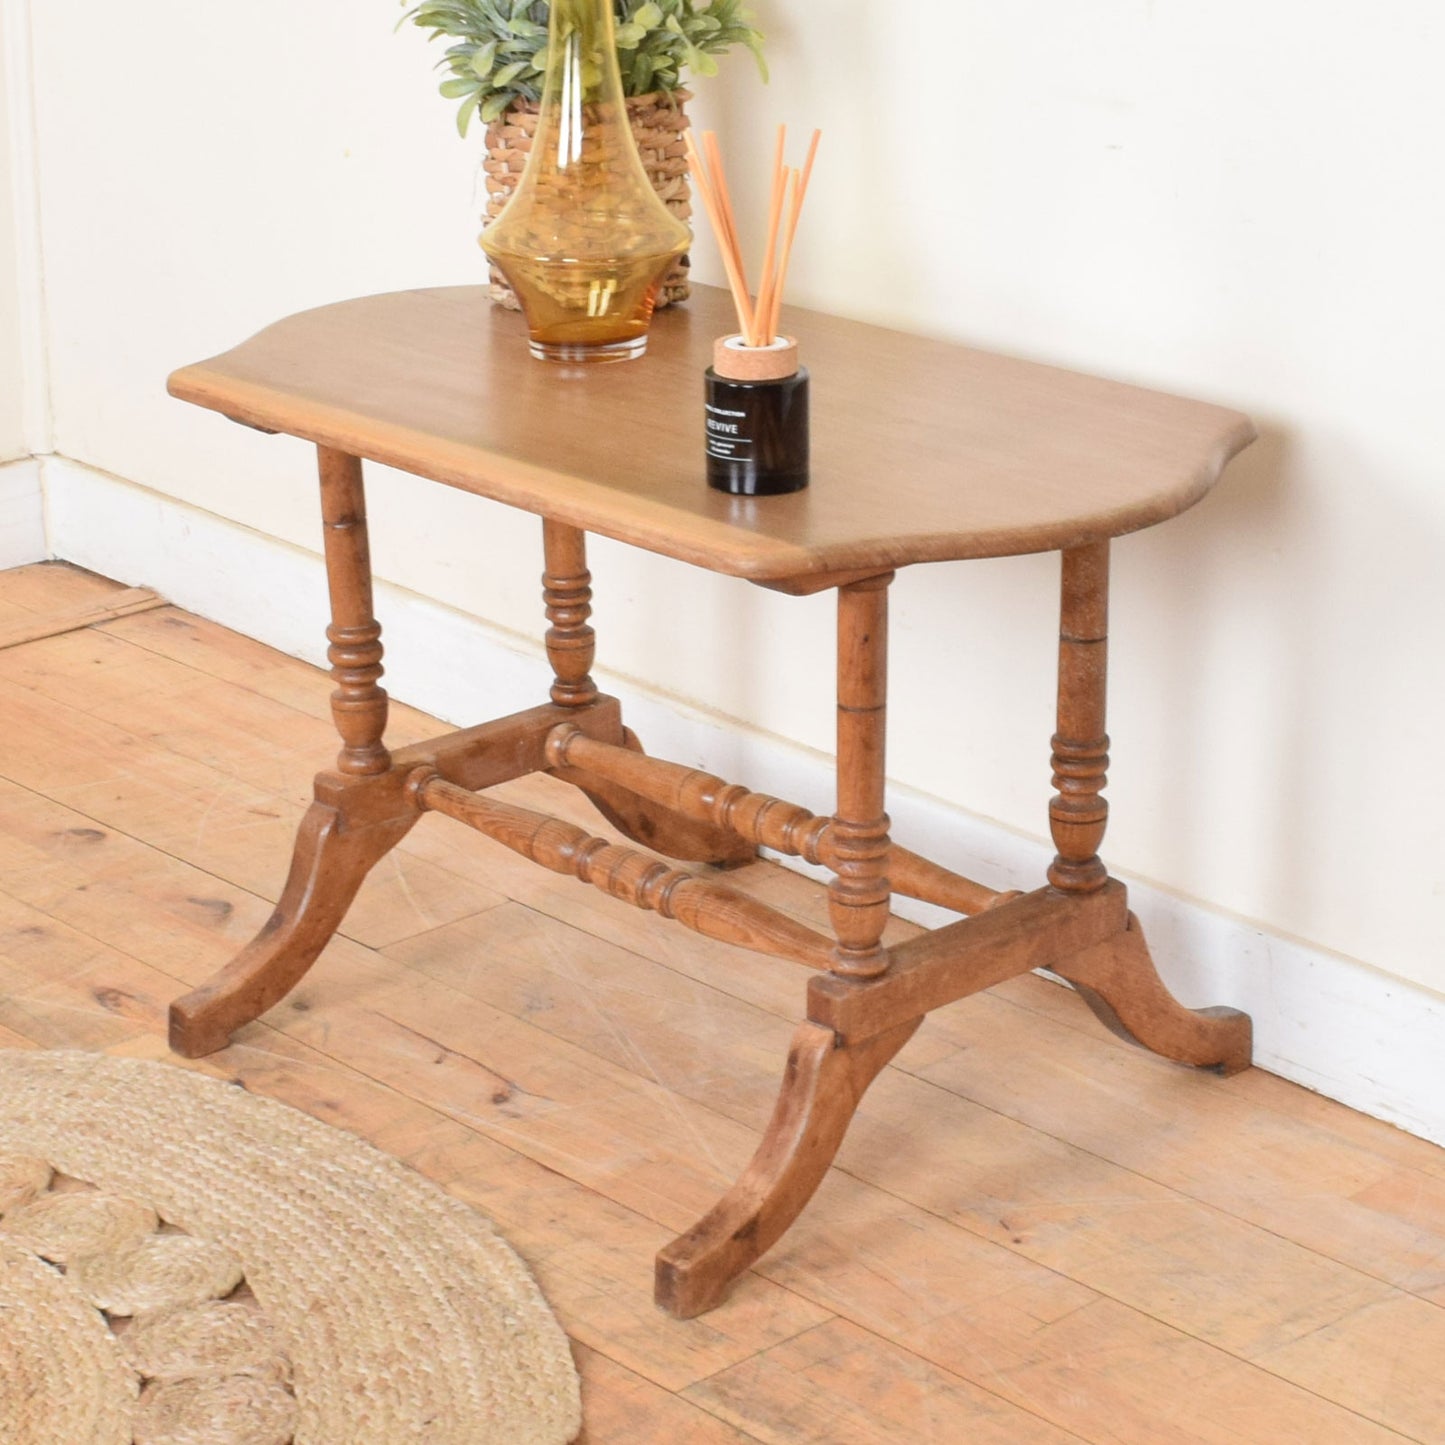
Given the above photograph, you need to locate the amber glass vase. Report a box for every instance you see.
[480,0,691,363]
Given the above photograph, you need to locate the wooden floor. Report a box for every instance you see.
[2,562,1443,1444]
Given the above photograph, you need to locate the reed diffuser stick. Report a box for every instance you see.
[753,127,790,346]
[766,130,820,342]
[703,132,751,327]
[683,129,756,344]
[685,125,821,349]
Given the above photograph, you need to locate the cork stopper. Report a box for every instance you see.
[713,334,799,382]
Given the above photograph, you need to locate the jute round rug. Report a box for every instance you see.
[0,1051,581,1444]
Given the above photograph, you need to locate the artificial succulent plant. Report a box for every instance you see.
[404,0,767,135]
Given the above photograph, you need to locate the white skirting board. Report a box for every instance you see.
[43,454,1445,1148]
[0,457,46,568]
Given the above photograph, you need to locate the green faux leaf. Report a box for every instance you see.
[403,0,768,132]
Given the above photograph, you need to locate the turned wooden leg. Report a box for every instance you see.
[544,520,754,867]
[1050,913,1252,1074]
[655,1016,920,1318]
[1045,542,1251,1074]
[321,449,390,776]
[169,448,412,1057]
[542,518,598,709]
[829,575,893,978]
[1049,542,1110,892]
[169,793,417,1057]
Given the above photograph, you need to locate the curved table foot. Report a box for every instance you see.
[655,1015,921,1319]
[1049,912,1252,1075]
[556,728,756,870]
[169,799,416,1057]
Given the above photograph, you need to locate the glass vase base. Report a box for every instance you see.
[529,336,649,365]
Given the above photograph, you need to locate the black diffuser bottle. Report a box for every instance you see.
[705,336,809,496]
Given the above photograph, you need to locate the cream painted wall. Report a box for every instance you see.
[22,1,1445,998]
[0,6,30,462]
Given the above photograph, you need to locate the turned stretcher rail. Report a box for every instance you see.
[416,775,839,971]
[546,723,1015,917]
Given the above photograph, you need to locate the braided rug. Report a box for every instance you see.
[0,1051,581,1444]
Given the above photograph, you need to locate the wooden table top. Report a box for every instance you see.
[169,286,1253,585]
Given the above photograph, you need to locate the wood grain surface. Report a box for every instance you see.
[168,286,1255,582]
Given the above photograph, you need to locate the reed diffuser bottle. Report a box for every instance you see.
[480,0,691,363]
[688,126,820,494]
[706,337,809,495]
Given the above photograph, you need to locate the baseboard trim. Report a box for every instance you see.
[43,456,1445,1148]
[0,456,47,568]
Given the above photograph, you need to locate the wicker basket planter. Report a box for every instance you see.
[482,88,693,310]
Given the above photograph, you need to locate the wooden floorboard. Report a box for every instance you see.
[0,584,165,650]
[1,562,1442,1442]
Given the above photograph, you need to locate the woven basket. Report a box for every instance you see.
[483,88,692,310]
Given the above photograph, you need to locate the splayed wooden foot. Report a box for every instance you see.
[1049,911,1252,1075]
[655,1015,920,1318]
[169,797,415,1057]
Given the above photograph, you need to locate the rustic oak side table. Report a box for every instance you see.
[167,286,1255,1318]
